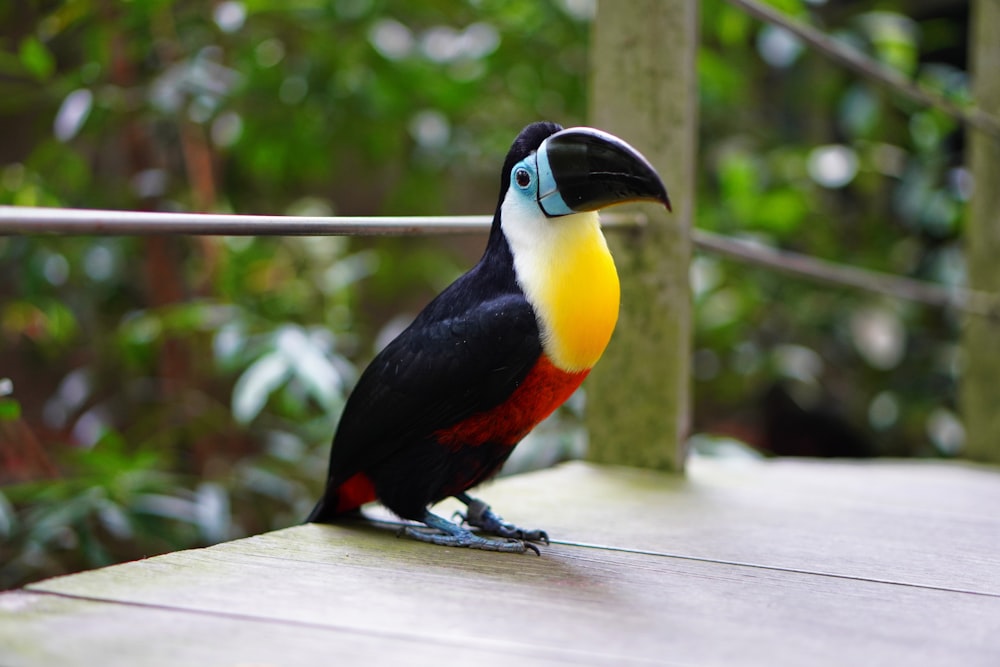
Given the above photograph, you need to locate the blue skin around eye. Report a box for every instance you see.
[532,143,574,217]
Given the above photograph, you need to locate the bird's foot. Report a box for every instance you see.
[455,494,549,545]
[400,511,539,555]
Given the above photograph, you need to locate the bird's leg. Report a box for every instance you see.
[400,510,539,555]
[454,493,550,545]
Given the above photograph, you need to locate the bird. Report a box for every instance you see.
[308,121,670,553]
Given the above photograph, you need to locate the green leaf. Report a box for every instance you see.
[276,326,343,411]
[97,499,134,540]
[19,37,55,81]
[760,0,807,18]
[27,487,103,544]
[860,12,919,76]
[753,189,809,235]
[716,4,752,46]
[0,398,20,421]
[232,351,291,424]
[194,483,230,543]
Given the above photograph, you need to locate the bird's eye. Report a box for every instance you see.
[515,168,531,188]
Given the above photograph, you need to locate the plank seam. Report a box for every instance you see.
[345,517,1000,599]
[549,538,1000,599]
[19,588,685,667]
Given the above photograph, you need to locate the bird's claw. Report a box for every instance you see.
[521,528,550,546]
[489,523,549,544]
[464,498,549,545]
[401,526,539,555]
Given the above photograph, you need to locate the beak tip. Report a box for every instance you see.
[541,126,674,216]
[654,185,672,213]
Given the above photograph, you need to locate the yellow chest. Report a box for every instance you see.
[509,214,620,372]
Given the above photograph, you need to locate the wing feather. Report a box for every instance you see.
[322,290,540,489]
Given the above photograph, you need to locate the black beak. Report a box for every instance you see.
[535,127,672,217]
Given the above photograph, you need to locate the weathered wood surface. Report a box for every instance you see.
[2,458,1000,666]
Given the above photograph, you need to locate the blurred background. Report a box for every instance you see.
[0,0,972,588]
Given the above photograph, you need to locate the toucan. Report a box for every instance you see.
[308,121,670,553]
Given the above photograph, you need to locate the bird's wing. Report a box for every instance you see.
[323,291,541,488]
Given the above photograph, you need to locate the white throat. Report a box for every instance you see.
[500,188,620,372]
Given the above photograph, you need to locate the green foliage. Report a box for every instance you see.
[18,37,56,81]
[0,0,976,587]
[0,379,18,421]
[0,0,592,589]
[694,0,968,456]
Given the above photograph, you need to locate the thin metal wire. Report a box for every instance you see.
[693,229,1000,319]
[0,206,646,236]
[1,205,995,318]
[0,206,490,236]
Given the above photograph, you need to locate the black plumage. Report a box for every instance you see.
[308,123,561,523]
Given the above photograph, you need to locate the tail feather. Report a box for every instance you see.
[306,495,335,523]
[306,472,377,523]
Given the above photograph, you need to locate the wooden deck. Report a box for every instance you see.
[2,457,999,666]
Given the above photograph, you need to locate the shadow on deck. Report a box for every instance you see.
[2,457,999,666]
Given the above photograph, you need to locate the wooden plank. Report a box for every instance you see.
[444,459,1000,594]
[4,459,998,667]
[12,525,1000,667]
[585,0,697,472]
[0,591,599,667]
[961,0,1000,462]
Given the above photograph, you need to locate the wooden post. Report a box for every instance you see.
[960,0,1000,463]
[585,0,697,472]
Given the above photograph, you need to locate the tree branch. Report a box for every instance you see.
[725,0,1000,139]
